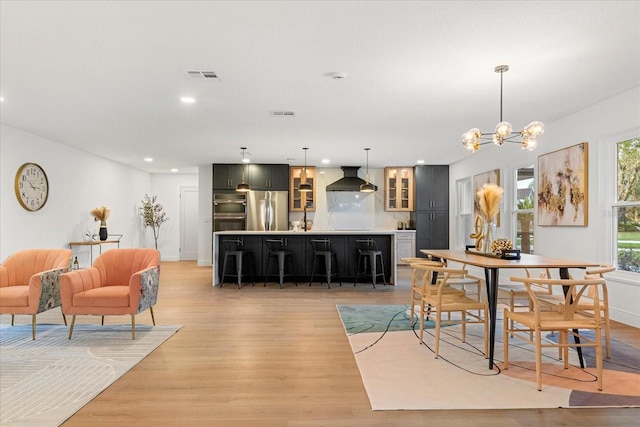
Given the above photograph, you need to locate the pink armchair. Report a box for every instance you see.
[60,248,160,339]
[0,248,73,339]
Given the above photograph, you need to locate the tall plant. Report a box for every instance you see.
[141,194,168,249]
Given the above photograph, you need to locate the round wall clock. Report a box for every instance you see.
[14,162,49,211]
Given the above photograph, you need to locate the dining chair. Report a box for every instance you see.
[412,263,488,359]
[402,258,445,325]
[537,264,615,358]
[503,275,606,391]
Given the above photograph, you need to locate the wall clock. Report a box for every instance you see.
[14,162,49,211]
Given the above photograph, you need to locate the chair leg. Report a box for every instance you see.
[483,304,489,358]
[101,316,105,325]
[32,314,37,340]
[131,315,136,340]
[596,326,603,391]
[278,252,285,288]
[150,306,156,326]
[61,307,67,326]
[68,315,76,339]
[604,309,611,358]
[503,310,509,368]
[536,329,543,391]
[11,314,14,326]
[434,309,441,359]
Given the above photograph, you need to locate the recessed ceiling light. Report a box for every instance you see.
[180,97,195,104]
[417,160,425,164]
[0,96,4,102]
[171,168,178,173]
[322,159,330,164]
[144,157,153,162]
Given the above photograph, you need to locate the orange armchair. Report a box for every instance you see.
[0,248,73,339]
[60,248,160,339]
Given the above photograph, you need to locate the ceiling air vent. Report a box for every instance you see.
[186,70,220,80]
[271,111,295,117]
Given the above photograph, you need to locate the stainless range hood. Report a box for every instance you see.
[326,166,377,192]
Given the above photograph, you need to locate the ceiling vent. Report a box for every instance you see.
[271,111,295,117]
[186,70,220,80]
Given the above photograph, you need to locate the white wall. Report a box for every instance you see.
[449,86,640,327]
[0,124,196,266]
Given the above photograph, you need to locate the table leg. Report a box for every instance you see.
[560,267,585,368]
[484,267,499,369]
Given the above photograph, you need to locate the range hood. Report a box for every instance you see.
[326,166,378,192]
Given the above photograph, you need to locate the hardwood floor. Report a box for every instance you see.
[60,261,639,426]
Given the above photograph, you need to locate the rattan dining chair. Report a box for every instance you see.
[503,275,606,391]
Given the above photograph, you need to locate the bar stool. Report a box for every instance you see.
[309,238,341,288]
[354,238,386,288]
[220,239,255,289]
[264,238,297,288]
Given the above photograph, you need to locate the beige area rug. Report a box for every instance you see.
[0,319,181,427]
[337,304,640,411]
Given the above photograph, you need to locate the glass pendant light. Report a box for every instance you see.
[360,148,376,193]
[236,147,251,192]
[299,147,313,192]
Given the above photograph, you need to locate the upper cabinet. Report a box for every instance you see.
[415,165,449,211]
[213,164,247,190]
[290,166,316,211]
[249,164,289,191]
[213,164,288,191]
[385,167,414,211]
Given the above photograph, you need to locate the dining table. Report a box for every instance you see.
[420,248,601,370]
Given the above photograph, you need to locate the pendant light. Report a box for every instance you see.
[299,147,313,193]
[235,147,251,192]
[360,148,376,193]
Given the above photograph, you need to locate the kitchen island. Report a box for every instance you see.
[212,230,408,286]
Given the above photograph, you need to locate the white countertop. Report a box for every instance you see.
[214,229,415,235]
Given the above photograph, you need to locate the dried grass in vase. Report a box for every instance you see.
[90,206,111,222]
[477,183,503,222]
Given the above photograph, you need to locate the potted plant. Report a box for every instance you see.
[141,194,168,249]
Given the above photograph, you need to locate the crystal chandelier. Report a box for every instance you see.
[461,65,544,153]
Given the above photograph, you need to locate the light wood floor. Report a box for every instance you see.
[58,261,639,426]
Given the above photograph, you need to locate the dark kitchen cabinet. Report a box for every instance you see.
[415,165,449,211]
[213,164,247,190]
[249,164,289,191]
[412,165,449,255]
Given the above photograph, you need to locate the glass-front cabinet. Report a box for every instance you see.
[385,167,414,211]
[289,166,316,211]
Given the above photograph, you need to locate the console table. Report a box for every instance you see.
[68,234,122,265]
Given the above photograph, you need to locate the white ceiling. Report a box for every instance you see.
[1,1,639,173]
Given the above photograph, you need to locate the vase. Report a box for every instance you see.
[99,221,108,241]
[483,220,496,254]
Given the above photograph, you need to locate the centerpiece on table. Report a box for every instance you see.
[476,183,503,254]
[90,206,111,241]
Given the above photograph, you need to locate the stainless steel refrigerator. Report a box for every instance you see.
[246,190,289,231]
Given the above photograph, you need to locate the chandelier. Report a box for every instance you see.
[461,65,544,153]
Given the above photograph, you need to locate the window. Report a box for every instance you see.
[614,137,640,272]
[514,166,535,254]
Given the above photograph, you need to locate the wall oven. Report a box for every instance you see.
[213,193,247,231]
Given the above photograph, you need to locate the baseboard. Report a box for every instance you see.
[610,307,640,328]
[198,259,212,267]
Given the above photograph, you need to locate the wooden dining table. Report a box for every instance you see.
[420,249,601,370]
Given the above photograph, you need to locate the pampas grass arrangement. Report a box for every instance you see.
[90,206,111,222]
[477,183,503,222]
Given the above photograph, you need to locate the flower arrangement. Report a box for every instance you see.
[477,183,503,222]
[490,238,513,256]
[90,206,110,222]
[141,194,168,249]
